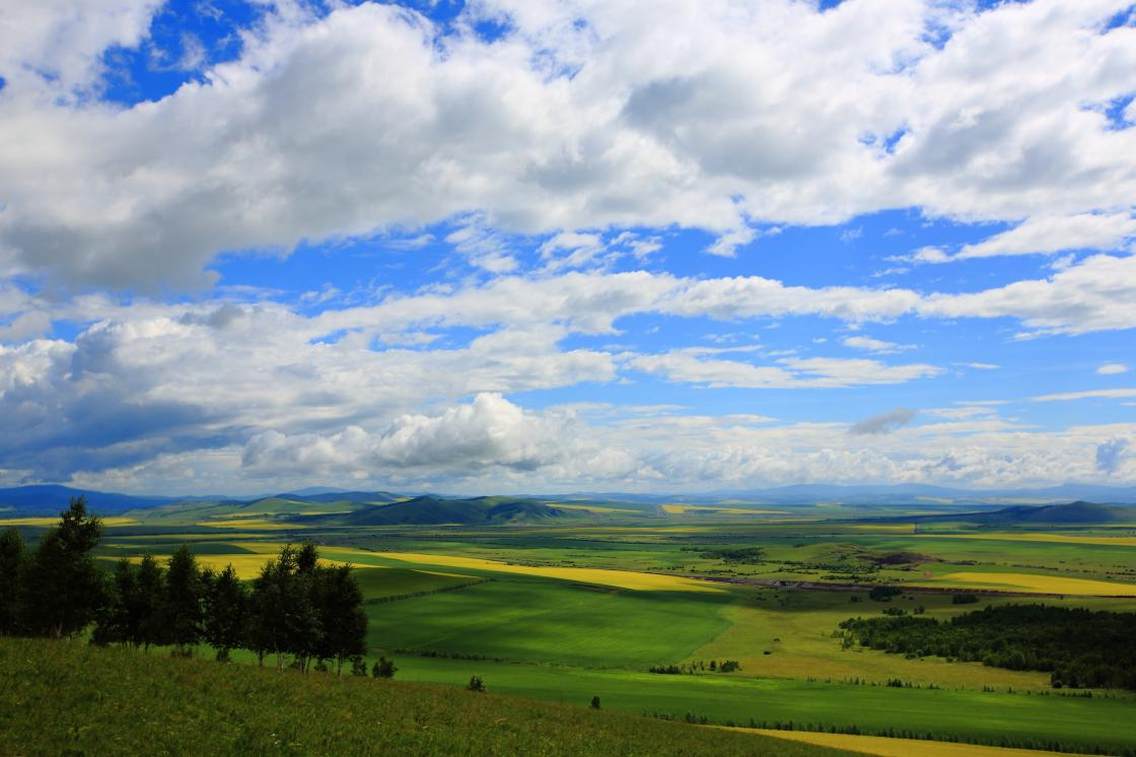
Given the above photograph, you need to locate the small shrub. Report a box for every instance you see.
[590,696,601,710]
[869,586,903,602]
[372,656,398,679]
[468,675,486,692]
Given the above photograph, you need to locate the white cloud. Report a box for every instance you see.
[0,0,161,94]
[627,349,941,389]
[920,254,1136,336]
[242,393,574,476]
[1032,388,1136,402]
[1098,362,1130,375]
[1,0,1135,288]
[955,213,1136,260]
[842,335,915,354]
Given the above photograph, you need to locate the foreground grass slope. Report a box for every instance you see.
[0,638,842,757]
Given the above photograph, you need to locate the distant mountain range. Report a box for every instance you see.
[565,483,1136,507]
[0,485,181,515]
[3,482,1136,519]
[904,501,1133,527]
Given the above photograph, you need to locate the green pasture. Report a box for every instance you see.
[391,656,1136,754]
[0,638,835,757]
[366,577,732,668]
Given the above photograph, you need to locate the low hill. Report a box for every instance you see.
[336,495,582,526]
[899,501,1131,527]
[0,484,176,515]
[0,638,837,756]
[275,490,404,504]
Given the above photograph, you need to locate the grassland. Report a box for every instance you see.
[926,571,1136,596]
[0,637,840,757]
[37,503,1136,755]
[736,730,1074,757]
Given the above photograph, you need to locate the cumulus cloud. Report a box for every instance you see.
[1,0,1135,288]
[242,393,572,476]
[1,0,1135,492]
[849,408,918,435]
[1096,438,1129,474]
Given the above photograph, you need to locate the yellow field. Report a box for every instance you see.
[849,523,915,533]
[196,519,308,530]
[550,503,643,515]
[738,728,1074,757]
[925,532,1136,547]
[124,552,370,580]
[365,550,725,593]
[661,504,784,515]
[931,572,1136,596]
[0,516,137,527]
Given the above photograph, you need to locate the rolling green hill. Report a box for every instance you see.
[334,495,583,526]
[0,637,840,756]
[900,501,1132,527]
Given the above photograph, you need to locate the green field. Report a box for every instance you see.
[17,503,1136,755]
[0,637,839,757]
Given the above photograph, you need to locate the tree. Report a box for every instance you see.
[203,564,248,662]
[164,546,204,656]
[135,555,166,650]
[289,544,323,671]
[92,559,139,646]
[467,675,486,692]
[314,563,367,674]
[0,528,24,635]
[18,497,105,638]
[248,544,319,670]
[590,696,601,710]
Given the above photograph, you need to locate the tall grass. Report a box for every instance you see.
[0,637,841,756]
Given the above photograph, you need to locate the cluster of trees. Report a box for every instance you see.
[840,604,1136,690]
[648,659,741,675]
[1,498,370,676]
[0,498,105,638]
[868,586,904,602]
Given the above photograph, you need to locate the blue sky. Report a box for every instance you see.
[0,0,1133,494]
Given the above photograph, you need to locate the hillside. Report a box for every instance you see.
[903,501,1131,527]
[334,495,583,526]
[0,484,177,515]
[0,638,839,757]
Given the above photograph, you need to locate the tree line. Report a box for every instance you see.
[839,603,1136,690]
[1,497,369,675]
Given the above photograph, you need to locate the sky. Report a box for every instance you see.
[0,0,1134,495]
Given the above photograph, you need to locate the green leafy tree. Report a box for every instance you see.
[18,497,105,638]
[203,564,248,662]
[249,545,317,669]
[314,563,367,674]
[164,546,204,656]
[0,528,24,634]
[290,544,323,671]
[135,555,166,650]
[92,559,139,646]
